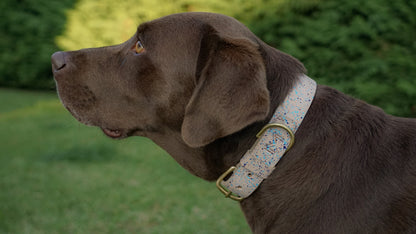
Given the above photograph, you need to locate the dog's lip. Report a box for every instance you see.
[101,128,123,139]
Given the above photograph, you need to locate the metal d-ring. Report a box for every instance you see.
[256,123,295,151]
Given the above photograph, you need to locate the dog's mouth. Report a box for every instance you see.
[58,94,140,140]
[101,127,146,139]
[64,103,131,139]
[101,128,124,139]
[59,98,126,139]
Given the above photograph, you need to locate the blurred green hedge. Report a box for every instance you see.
[1,0,415,116]
[239,0,416,117]
[0,0,77,89]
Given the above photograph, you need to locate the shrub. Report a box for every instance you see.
[0,0,77,89]
[240,0,416,116]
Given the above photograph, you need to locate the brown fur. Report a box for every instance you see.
[52,12,416,233]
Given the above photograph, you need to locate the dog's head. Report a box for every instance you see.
[52,12,273,148]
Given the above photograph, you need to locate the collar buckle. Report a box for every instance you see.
[216,166,244,201]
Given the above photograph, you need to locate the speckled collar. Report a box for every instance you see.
[216,74,317,201]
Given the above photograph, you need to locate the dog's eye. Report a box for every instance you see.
[134,41,145,54]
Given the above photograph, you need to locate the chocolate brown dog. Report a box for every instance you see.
[52,12,416,233]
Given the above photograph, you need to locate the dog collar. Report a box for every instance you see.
[216,74,317,201]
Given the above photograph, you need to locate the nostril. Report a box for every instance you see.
[51,51,67,71]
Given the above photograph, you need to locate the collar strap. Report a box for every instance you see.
[216,74,317,201]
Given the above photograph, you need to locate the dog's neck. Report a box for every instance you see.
[149,73,315,182]
[216,74,317,200]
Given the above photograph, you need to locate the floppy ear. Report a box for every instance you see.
[181,28,270,148]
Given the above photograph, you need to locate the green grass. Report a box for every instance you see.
[0,88,250,234]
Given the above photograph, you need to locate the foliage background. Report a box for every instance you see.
[1,0,415,116]
[0,0,76,89]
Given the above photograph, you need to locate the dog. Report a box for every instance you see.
[52,12,416,233]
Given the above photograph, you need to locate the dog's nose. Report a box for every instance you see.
[51,51,67,71]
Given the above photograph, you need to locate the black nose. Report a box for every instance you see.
[51,51,67,71]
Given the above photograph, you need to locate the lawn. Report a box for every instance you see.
[0,88,250,234]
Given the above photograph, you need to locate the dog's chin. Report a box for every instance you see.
[59,99,144,139]
[62,104,93,126]
[61,103,121,139]
[70,112,134,140]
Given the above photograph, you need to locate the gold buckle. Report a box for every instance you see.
[256,123,295,151]
[216,166,244,201]
[216,123,294,202]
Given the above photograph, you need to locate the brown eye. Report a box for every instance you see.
[135,41,145,54]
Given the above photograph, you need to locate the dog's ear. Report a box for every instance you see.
[181,27,270,148]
